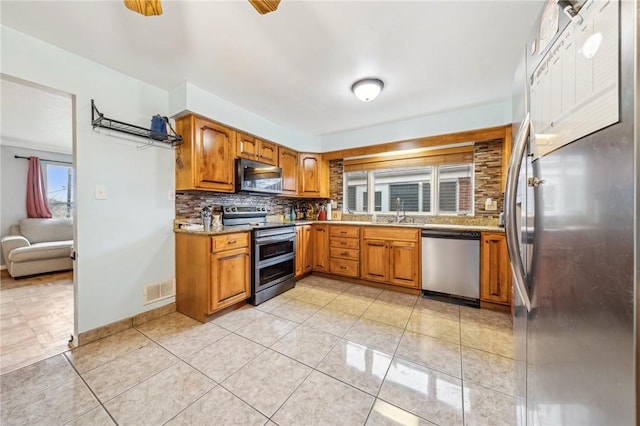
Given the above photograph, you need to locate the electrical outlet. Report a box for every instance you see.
[95,185,107,200]
[168,190,175,201]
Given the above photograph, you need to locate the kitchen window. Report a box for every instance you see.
[343,146,474,215]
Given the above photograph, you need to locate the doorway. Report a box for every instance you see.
[0,74,76,374]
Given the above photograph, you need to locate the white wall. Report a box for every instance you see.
[320,99,512,152]
[170,82,322,152]
[1,25,175,333]
[0,145,72,264]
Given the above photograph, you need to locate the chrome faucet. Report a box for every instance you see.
[395,198,406,223]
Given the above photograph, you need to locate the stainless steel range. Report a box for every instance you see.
[222,205,296,305]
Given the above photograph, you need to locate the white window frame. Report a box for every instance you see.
[343,164,474,216]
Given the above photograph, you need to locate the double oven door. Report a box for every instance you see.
[253,227,296,294]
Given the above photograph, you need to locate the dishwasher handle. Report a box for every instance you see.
[421,230,480,240]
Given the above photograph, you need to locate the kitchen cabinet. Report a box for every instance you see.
[295,224,313,277]
[279,147,298,195]
[328,225,360,278]
[361,227,420,288]
[480,232,512,309]
[175,115,235,192]
[312,224,329,272]
[236,133,278,166]
[175,231,250,322]
[298,153,329,198]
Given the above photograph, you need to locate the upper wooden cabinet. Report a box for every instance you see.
[480,232,512,308]
[175,115,235,192]
[279,148,298,195]
[236,133,278,166]
[298,153,329,198]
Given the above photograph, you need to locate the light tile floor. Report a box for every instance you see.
[0,275,516,425]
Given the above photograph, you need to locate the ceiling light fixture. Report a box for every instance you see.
[351,78,384,102]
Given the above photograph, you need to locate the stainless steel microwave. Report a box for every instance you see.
[235,158,283,194]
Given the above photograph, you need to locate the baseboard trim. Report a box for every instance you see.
[77,303,176,346]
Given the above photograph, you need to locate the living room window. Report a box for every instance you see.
[46,163,74,218]
[343,146,474,215]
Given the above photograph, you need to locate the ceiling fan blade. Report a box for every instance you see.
[123,0,163,16]
[248,0,281,15]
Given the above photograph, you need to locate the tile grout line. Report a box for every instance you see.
[61,351,120,425]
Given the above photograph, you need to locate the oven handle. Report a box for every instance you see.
[255,236,295,245]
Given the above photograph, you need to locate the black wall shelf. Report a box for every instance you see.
[91,99,182,147]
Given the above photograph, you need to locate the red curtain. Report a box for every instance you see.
[26,157,53,218]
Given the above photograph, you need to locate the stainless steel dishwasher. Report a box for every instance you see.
[421,229,480,307]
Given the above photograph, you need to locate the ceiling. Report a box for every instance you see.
[0,76,73,153]
[0,0,543,137]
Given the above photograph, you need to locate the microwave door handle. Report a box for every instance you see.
[505,112,532,312]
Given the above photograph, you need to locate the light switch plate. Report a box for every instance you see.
[95,185,107,200]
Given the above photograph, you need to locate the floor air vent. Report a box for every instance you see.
[144,279,175,304]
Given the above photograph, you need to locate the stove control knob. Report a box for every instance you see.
[231,207,237,212]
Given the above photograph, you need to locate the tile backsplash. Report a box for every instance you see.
[175,191,329,219]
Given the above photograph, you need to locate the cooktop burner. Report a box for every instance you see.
[222,205,295,229]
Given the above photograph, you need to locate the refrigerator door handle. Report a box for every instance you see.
[505,112,532,312]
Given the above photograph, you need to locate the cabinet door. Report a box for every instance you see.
[295,226,304,277]
[279,148,298,195]
[258,140,278,165]
[296,225,314,277]
[312,224,329,272]
[389,241,419,288]
[361,239,388,282]
[302,225,313,273]
[298,153,328,197]
[237,133,259,161]
[210,247,250,312]
[480,233,511,305]
[195,118,235,191]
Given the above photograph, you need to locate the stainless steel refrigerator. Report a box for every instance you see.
[506,0,637,424]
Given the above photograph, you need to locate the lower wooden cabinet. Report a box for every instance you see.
[312,224,329,272]
[480,232,512,307]
[328,225,360,278]
[361,227,420,289]
[295,225,313,277]
[175,231,250,322]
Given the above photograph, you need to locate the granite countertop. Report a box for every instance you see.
[293,220,504,232]
[174,219,504,235]
[174,222,253,236]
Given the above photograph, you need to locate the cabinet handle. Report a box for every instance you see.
[340,266,347,270]
[340,231,347,234]
[340,242,347,245]
[228,240,237,244]
[340,252,348,256]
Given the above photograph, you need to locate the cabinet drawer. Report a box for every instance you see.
[329,247,359,260]
[329,226,360,238]
[329,258,359,277]
[362,227,419,241]
[211,232,250,253]
[330,237,359,250]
